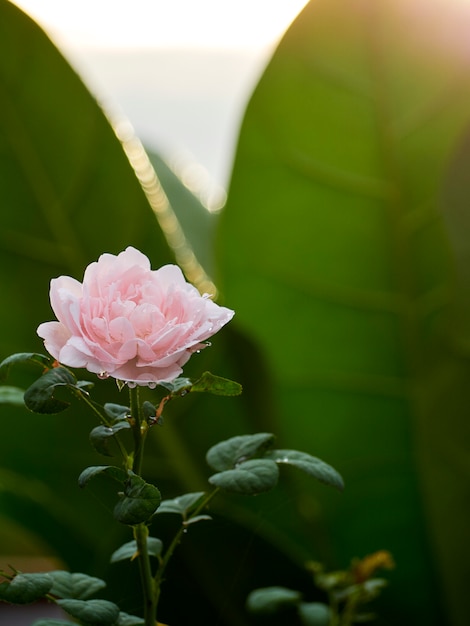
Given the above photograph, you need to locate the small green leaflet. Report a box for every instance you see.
[110,538,163,563]
[0,572,52,604]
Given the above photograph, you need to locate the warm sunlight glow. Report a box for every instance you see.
[8,0,311,193]
[11,0,309,49]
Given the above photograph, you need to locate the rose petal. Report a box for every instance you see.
[37,321,70,359]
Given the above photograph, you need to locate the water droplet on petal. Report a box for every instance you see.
[147,382,157,390]
[98,371,109,380]
[127,381,137,389]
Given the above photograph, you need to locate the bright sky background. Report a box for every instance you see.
[11,0,309,49]
[9,0,310,204]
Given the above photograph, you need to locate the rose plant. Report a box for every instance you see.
[0,248,345,626]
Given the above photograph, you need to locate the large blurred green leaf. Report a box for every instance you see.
[218,1,470,625]
[0,0,175,567]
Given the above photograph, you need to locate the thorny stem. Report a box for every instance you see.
[134,523,157,626]
[128,385,155,626]
[127,387,218,624]
[329,594,340,626]
[129,386,147,475]
[341,588,361,626]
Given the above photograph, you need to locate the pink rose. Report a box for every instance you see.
[37,247,234,386]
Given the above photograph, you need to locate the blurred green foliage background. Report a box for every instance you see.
[0,0,469,624]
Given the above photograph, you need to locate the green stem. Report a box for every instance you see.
[153,488,220,615]
[134,523,157,626]
[340,590,360,626]
[128,385,155,625]
[129,386,146,474]
[329,594,340,626]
